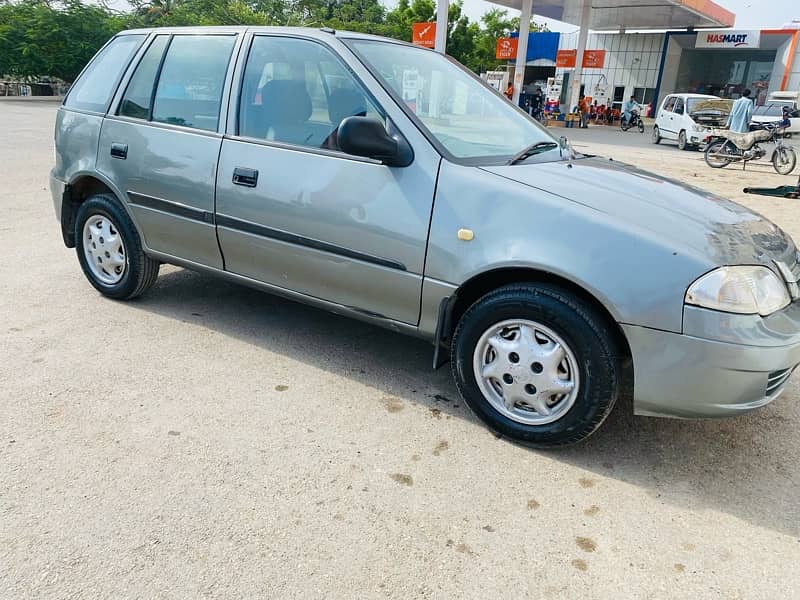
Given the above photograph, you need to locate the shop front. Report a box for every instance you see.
[498,27,800,118]
[656,29,799,109]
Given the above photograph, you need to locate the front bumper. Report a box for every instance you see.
[624,303,800,418]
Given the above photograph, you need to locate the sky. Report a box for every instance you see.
[439,0,800,32]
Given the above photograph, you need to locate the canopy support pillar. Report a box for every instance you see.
[568,0,591,113]
[511,0,533,106]
[435,0,448,53]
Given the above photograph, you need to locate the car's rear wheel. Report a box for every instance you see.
[75,194,159,299]
[451,283,621,447]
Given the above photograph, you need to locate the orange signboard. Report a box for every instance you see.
[412,22,436,48]
[495,37,519,60]
[582,50,606,68]
[556,49,606,68]
[556,49,577,68]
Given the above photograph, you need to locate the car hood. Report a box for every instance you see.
[690,99,732,116]
[482,156,797,269]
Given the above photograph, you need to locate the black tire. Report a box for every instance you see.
[704,139,734,168]
[451,283,622,448]
[773,146,797,175]
[678,130,688,151]
[638,120,645,134]
[620,121,630,132]
[652,125,661,144]
[74,194,159,300]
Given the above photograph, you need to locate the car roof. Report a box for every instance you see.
[117,25,416,46]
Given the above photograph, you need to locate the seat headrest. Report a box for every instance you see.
[260,79,312,124]
[327,87,368,126]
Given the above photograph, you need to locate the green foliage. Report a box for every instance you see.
[0,0,549,81]
[0,0,125,81]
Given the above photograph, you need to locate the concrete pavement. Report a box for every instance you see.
[1,103,798,599]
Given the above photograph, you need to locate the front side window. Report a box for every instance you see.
[347,40,559,163]
[65,35,145,113]
[239,36,382,151]
[151,35,236,131]
[118,35,170,120]
[673,97,685,114]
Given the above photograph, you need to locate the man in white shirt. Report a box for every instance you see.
[727,89,754,133]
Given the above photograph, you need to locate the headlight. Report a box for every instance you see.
[686,266,790,316]
[691,123,705,131]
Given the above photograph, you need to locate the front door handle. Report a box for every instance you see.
[110,143,128,159]
[232,167,258,188]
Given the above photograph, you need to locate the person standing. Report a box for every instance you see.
[727,89,754,133]
[530,86,544,120]
[505,82,514,101]
[579,96,591,128]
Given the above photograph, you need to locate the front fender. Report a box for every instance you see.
[425,161,713,333]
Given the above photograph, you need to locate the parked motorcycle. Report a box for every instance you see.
[704,123,796,175]
[620,109,645,133]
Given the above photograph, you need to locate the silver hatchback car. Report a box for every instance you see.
[51,26,800,446]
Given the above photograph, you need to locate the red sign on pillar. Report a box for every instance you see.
[412,23,436,48]
[582,50,606,68]
[556,50,577,68]
[495,37,519,60]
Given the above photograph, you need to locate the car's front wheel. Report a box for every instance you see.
[75,194,159,299]
[451,284,621,447]
[678,130,689,150]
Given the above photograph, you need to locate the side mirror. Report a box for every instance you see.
[337,116,413,167]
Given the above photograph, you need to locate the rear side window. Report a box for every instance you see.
[663,96,676,112]
[151,35,236,131]
[118,35,170,120]
[65,35,145,113]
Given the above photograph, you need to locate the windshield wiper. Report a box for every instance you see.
[507,141,559,165]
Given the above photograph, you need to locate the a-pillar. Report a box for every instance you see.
[435,0,448,53]
[511,0,533,106]
[568,0,591,113]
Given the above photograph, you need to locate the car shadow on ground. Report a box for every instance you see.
[130,267,800,539]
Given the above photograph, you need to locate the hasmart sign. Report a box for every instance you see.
[695,30,760,49]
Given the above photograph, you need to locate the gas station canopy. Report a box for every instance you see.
[487,0,735,31]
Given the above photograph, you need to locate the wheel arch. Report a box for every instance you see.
[61,172,131,248]
[440,266,632,365]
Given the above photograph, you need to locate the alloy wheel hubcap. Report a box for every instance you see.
[473,319,580,425]
[82,214,126,285]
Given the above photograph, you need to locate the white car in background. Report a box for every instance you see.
[751,91,800,136]
[652,93,732,150]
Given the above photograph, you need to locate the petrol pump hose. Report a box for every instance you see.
[743,175,800,199]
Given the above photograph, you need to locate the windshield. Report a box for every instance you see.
[348,39,558,164]
[754,102,793,117]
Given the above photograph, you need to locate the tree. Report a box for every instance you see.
[0,0,547,82]
[0,0,124,81]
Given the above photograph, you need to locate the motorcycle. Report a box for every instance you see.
[704,123,796,175]
[620,108,645,133]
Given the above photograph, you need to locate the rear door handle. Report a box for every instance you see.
[232,167,258,188]
[110,143,128,159]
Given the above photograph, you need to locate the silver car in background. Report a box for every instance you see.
[50,27,800,446]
